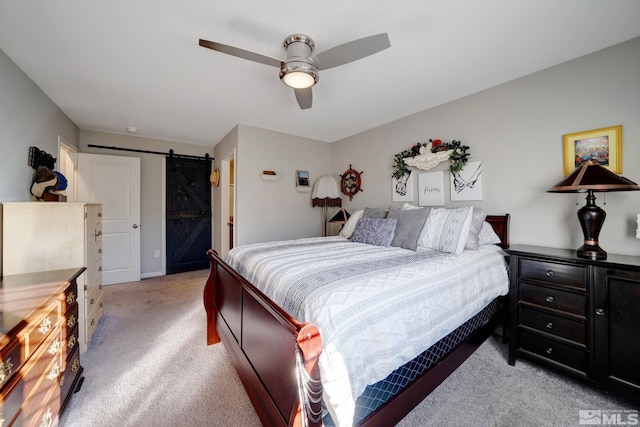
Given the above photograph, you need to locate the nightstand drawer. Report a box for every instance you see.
[520,330,587,373]
[520,259,587,290]
[520,282,586,316]
[519,306,586,344]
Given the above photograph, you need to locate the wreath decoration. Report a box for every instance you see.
[392,139,470,180]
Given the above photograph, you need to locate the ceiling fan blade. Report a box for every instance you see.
[294,88,313,110]
[199,39,283,68]
[313,33,390,70]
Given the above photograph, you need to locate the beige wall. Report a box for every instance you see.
[230,125,332,246]
[332,37,640,255]
[0,48,79,276]
[79,130,214,276]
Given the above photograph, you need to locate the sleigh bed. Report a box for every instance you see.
[204,211,510,427]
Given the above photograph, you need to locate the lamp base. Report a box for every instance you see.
[577,244,607,260]
[576,190,607,260]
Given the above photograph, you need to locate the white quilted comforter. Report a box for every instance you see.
[226,236,509,426]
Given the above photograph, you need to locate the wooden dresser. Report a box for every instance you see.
[2,202,104,353]
[506,245,640,403]
[0,268,85,426]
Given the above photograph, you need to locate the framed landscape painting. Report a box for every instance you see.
[563,125,622,176]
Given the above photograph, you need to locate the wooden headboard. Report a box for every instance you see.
[485,214,510,249]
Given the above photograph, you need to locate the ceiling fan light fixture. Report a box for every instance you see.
[280,61,319,89]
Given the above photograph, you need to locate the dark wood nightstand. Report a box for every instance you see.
[506,245,640,403]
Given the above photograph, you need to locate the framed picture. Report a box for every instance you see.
[295,170,311,192]
[450,161,482,201]
[392,171,414,202]
[418,171,444,206]
[563,125,622,175]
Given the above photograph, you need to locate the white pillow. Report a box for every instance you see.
[401,203,422,210]
[478,221,502,245]
[340,209,364,238]
[420,206,474,254]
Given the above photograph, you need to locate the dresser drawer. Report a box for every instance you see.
[520,282,587,316]
[519,330,587,373]
[85,293,105,345]
[21,303,60,359]
[60,282,78,316]
[22,329,64,402]
[519,306,587,344]
[0,339,22,389]
[59,344,81,408]
[62,323,80,363]
[22,377,61,427]
[519,258,587,290]
[0,372,24,426]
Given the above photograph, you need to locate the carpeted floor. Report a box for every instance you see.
[60,269,636,427]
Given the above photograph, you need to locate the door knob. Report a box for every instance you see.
[133,224,139,229]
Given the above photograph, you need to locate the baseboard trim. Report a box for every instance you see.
[141,271,164,279]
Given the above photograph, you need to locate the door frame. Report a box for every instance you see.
[58,135,78,202]
[219,149,236,259]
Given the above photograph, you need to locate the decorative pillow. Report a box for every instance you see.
[350,217,398,247]
[465,207,487,250]
[386,207,431,251]
[362,207,388,219]
[340,209,364,238]
[421,206,474,254]
[478,221,502,245]
[401,203,422,210]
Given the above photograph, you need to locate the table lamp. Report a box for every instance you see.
[548,159,640,260]
[312,176,342,236]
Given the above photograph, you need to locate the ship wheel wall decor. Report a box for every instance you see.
[340,164,363,201]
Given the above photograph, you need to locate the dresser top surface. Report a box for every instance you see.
[506,244,640,269]
[0,268,85,340]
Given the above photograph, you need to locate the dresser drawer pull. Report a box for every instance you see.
[545,270,555,277]
[47,362,60,381]
[91,318,96,326]
[40,408,54,427]
[67,334,77,349]
[68,314,77,328]
[60,372,66,387]
[545,321,555,329]
[0,358,14,382]
[71,356,80,373]
[546,347,554,355]
[98,248,103,254]
[545,295,555,303]
[67,292,76,304]
[48,338,61,355]
[39,316,53,334]
[90,298,95,305]
[99,266,103,272]
[595,308,605,316]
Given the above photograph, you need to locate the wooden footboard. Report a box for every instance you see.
[204,214,510,427]
[204,249,323,427]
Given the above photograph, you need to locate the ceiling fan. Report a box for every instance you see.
[198,32,390,110]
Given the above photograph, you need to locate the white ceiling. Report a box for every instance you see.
[1,1,639,146]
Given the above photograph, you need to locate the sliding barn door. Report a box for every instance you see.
[166,157,212,274]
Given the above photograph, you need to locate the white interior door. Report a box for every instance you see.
[77,153,141,285]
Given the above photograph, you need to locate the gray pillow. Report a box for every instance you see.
[363,207,388,219]
[350,217,398,246]
[465,207,487,250]
[386,207,431,250]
